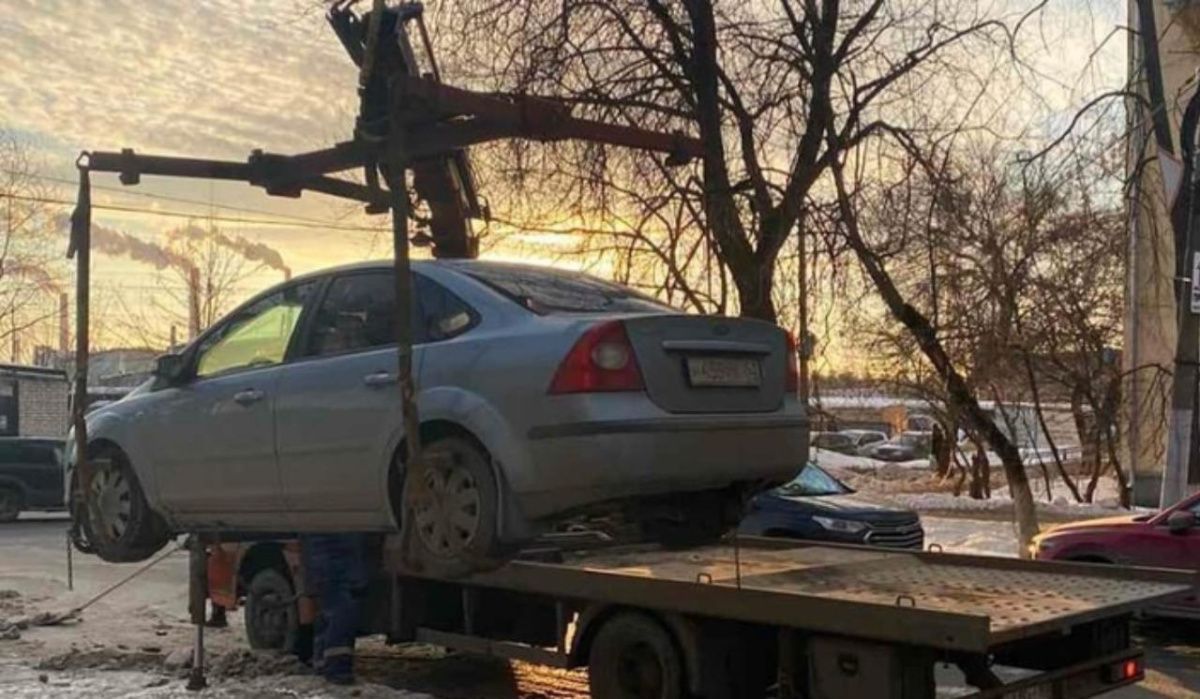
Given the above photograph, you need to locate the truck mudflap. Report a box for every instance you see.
[963,649,1144,699]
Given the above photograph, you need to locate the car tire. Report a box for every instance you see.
[83,446,171,563]
[0,486,22,523]
[401,436,502,578]
[68,476,97,555]
[588,612,684,699]
[244,567,300,653]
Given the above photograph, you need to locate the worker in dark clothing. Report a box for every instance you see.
[299,534,371,684]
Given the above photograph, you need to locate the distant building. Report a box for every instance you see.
[0,364,69,438]
[33,346,161,407]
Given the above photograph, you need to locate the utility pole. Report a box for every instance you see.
[1138,0,1200,506]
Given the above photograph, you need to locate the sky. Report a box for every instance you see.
[0,0,1128,357]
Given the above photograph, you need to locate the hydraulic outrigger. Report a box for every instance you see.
[66,1,701,688]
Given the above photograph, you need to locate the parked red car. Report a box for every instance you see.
[1032,492,1200,619]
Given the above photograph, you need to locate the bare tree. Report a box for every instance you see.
[0,131,64,362]
[109,221,268,349]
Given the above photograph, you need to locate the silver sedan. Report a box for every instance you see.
[70,260,808,571]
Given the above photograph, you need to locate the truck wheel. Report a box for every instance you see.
[84,446,170,563]
[404,436,501,578]
[0,486,21,523]
[244,567,299,653]
[588,612,684,699]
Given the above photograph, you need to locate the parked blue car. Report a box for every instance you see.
[738,462,923,549]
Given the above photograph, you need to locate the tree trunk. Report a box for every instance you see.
[734,265,777,321]
[829,159,1040,554]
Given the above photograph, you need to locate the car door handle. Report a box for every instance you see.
[233,388,265,405]
[363,371,398,387]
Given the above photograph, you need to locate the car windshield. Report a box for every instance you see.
[899,434,924,446]
[775,464,852,497]
[457,263,676,314]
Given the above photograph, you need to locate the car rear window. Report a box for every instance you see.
[457,263,675,314]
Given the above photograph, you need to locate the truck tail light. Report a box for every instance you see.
[1102,657,1143,684]
[549,321,644,394]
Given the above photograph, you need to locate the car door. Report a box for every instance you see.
[21,441,64,508]
[147,281,317,523]
[273,270,426,526]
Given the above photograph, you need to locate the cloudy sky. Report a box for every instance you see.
[0,0,1127,352]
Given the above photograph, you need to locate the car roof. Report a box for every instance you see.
[287,258,576,285]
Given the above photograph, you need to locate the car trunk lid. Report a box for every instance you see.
[623,315,788,413]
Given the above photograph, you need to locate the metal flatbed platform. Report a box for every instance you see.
[418,537,1195,654]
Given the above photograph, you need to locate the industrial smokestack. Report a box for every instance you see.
[59,293,69,355]
[188,268,201,340]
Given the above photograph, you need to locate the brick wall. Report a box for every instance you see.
[18,375,69,438]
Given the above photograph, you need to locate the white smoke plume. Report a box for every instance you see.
[169,225,291,279]
[0,261,60,293]
[55,215,197,274]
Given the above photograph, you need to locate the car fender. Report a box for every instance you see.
[375,385,533,540]
[1042,539,1118,564]
[72,409,168,518]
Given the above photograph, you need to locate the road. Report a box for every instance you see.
[1,515,1197,698]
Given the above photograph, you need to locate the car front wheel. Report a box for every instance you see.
[0,486,22,523]
[82,446,170,563]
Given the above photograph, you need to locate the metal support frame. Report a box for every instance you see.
[186,534,209,691]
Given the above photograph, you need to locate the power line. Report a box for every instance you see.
[0,192,383,234]
[7,168,372,229]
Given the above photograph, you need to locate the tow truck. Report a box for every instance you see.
[64,3,1197,697]
[207,532,1194,699]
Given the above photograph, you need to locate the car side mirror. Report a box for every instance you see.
[153,353,186,383]
[1167,510,1196,535]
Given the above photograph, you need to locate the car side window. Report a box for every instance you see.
[305,272,477,358]
[306,272,420,358]
[415,274,477,341]
[195,282,316,378]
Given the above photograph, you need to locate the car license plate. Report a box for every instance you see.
[686,357,761,387]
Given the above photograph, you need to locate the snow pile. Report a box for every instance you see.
[921,516,1020,558]
[882,476,1144,518]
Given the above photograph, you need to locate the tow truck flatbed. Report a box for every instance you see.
[429,538,1192,654]
[205,535,1196,698]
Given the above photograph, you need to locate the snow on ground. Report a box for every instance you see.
[812,447,1145,521]
[0,516,430,699]
[922,516,1020,558]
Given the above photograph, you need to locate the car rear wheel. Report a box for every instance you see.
[83,446,170,563]
[0,486,22,523]
[403,436,501,578]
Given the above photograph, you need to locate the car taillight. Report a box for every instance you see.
[785,331,800,394]
[549,320,645,394]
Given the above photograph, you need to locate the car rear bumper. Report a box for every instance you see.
[518,415,808,518]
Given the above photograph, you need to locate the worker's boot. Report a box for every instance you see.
[206,604,228,629]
